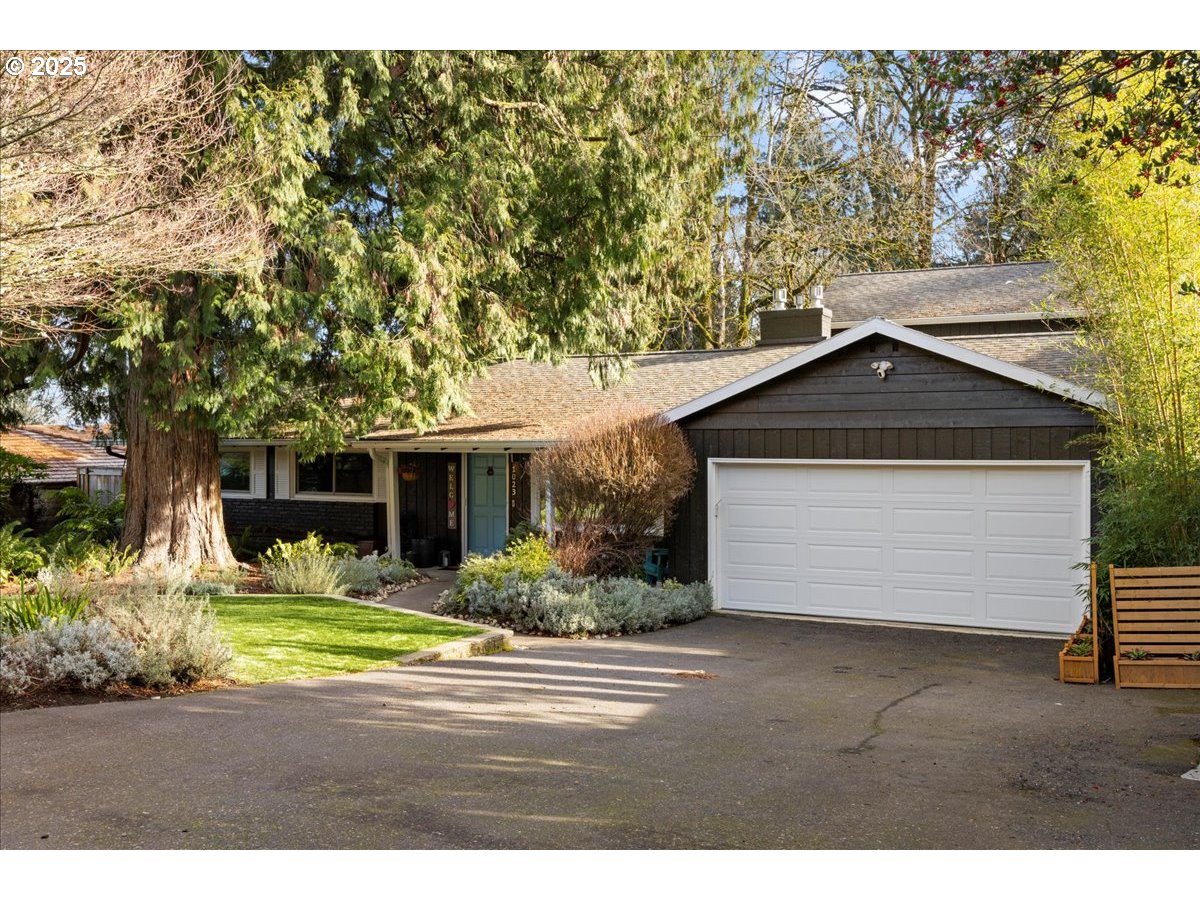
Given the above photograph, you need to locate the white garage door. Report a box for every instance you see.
[713,461,1089,633]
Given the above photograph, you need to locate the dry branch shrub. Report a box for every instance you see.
[0,51,266,342]
[533,405,696,577]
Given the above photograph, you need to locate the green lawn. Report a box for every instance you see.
[208,595,485,684]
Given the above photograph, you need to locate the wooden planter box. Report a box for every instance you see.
[1113,658,1200,689]
[1059,617,1098,684]
[1058,563,1099,685]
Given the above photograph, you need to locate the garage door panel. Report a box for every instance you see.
[985,467,1075,499]
[893,507,974,538]
[987,550,1077,582]
[984,591,1076,630]
[725,540,797,569]
[893,467,975,496]
[808,544,883,574]
[724,577,798,611]
[722,465,799,494]
[716,462,1088,634]
[893,546,975,578]
[725,502,797,530]
[807,582,884,614]
[809,505,883,534]
[807,467,885,495]
[893,586,975,620]
[985,509,1074,540]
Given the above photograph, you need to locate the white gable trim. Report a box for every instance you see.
[664,318,1107,423]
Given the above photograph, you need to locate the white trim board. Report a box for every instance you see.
[666,317,1107,423]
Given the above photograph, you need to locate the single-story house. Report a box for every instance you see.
[1,425,126,529]
[222,261,1102,634]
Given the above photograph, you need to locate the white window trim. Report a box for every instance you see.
[219,448,265,500]
[290,451,379,503]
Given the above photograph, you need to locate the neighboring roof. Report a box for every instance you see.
[822,261,1061,324]
[362,344,805,444]
[666,319,1106,423]
[0,425,125,484]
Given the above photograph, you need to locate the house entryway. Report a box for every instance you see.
[468,453,507,556]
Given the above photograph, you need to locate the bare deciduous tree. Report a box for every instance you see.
[0,50,266,344]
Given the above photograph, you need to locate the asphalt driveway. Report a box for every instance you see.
[2,613,1197,849]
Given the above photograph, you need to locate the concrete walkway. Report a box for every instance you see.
[377,568,453,615]
[2,613,1197,849]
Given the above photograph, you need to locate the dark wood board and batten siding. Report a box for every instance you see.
[397,452,461,564]
[665,337,1099,584]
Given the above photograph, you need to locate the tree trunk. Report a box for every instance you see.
[120,335,235,569]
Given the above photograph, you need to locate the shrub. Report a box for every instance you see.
[98,586,233,689]
[0,522,46,581]
[184,580,237,596]
[263,552,348,595]
[532,405,696,577]
[34,566,92,604]
[440,565,712,637]
[504,521,544,550]
[443,534,553,613]
[129,561,195,595]
[0,448,46,521]
[45,487,124,545]
[379,554,418,585]
[1,581,90,633]
[336,554,383,595]
[0,618,138,697]
[259,532,355,567]
[46,538,139,577]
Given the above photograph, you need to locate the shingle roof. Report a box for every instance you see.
[363,327,1090,444]
[363,344,804,443]
[943,332,1087,382]
[824,261,1060,323]
[0,425,124,484]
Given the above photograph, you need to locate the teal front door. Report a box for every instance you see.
[468,454,507,557]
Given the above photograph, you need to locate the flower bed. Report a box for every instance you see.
[435,565,712,638]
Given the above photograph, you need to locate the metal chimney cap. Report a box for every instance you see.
[809,284,824,308]
[772,287,788,310]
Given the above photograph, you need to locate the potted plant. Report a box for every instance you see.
[1058,563,1099,684]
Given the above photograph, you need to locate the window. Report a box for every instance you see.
[220,452,252,493]
[296,453,373,496]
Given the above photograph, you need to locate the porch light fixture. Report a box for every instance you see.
[399,462,419,482]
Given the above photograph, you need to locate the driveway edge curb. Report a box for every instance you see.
[320,593,513,663]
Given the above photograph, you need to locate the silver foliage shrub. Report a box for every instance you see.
[335,554,383,595]
[0,618,138,696]
[378,554,418,586]
[444,565,712,637]
[97,585,233,689]
[263,552,348,595]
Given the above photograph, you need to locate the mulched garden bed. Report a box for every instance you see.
[1,678,235,713]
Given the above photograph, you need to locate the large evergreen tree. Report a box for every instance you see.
[15,51,755,567]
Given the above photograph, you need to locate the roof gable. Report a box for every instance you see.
[665,319,1106,423]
